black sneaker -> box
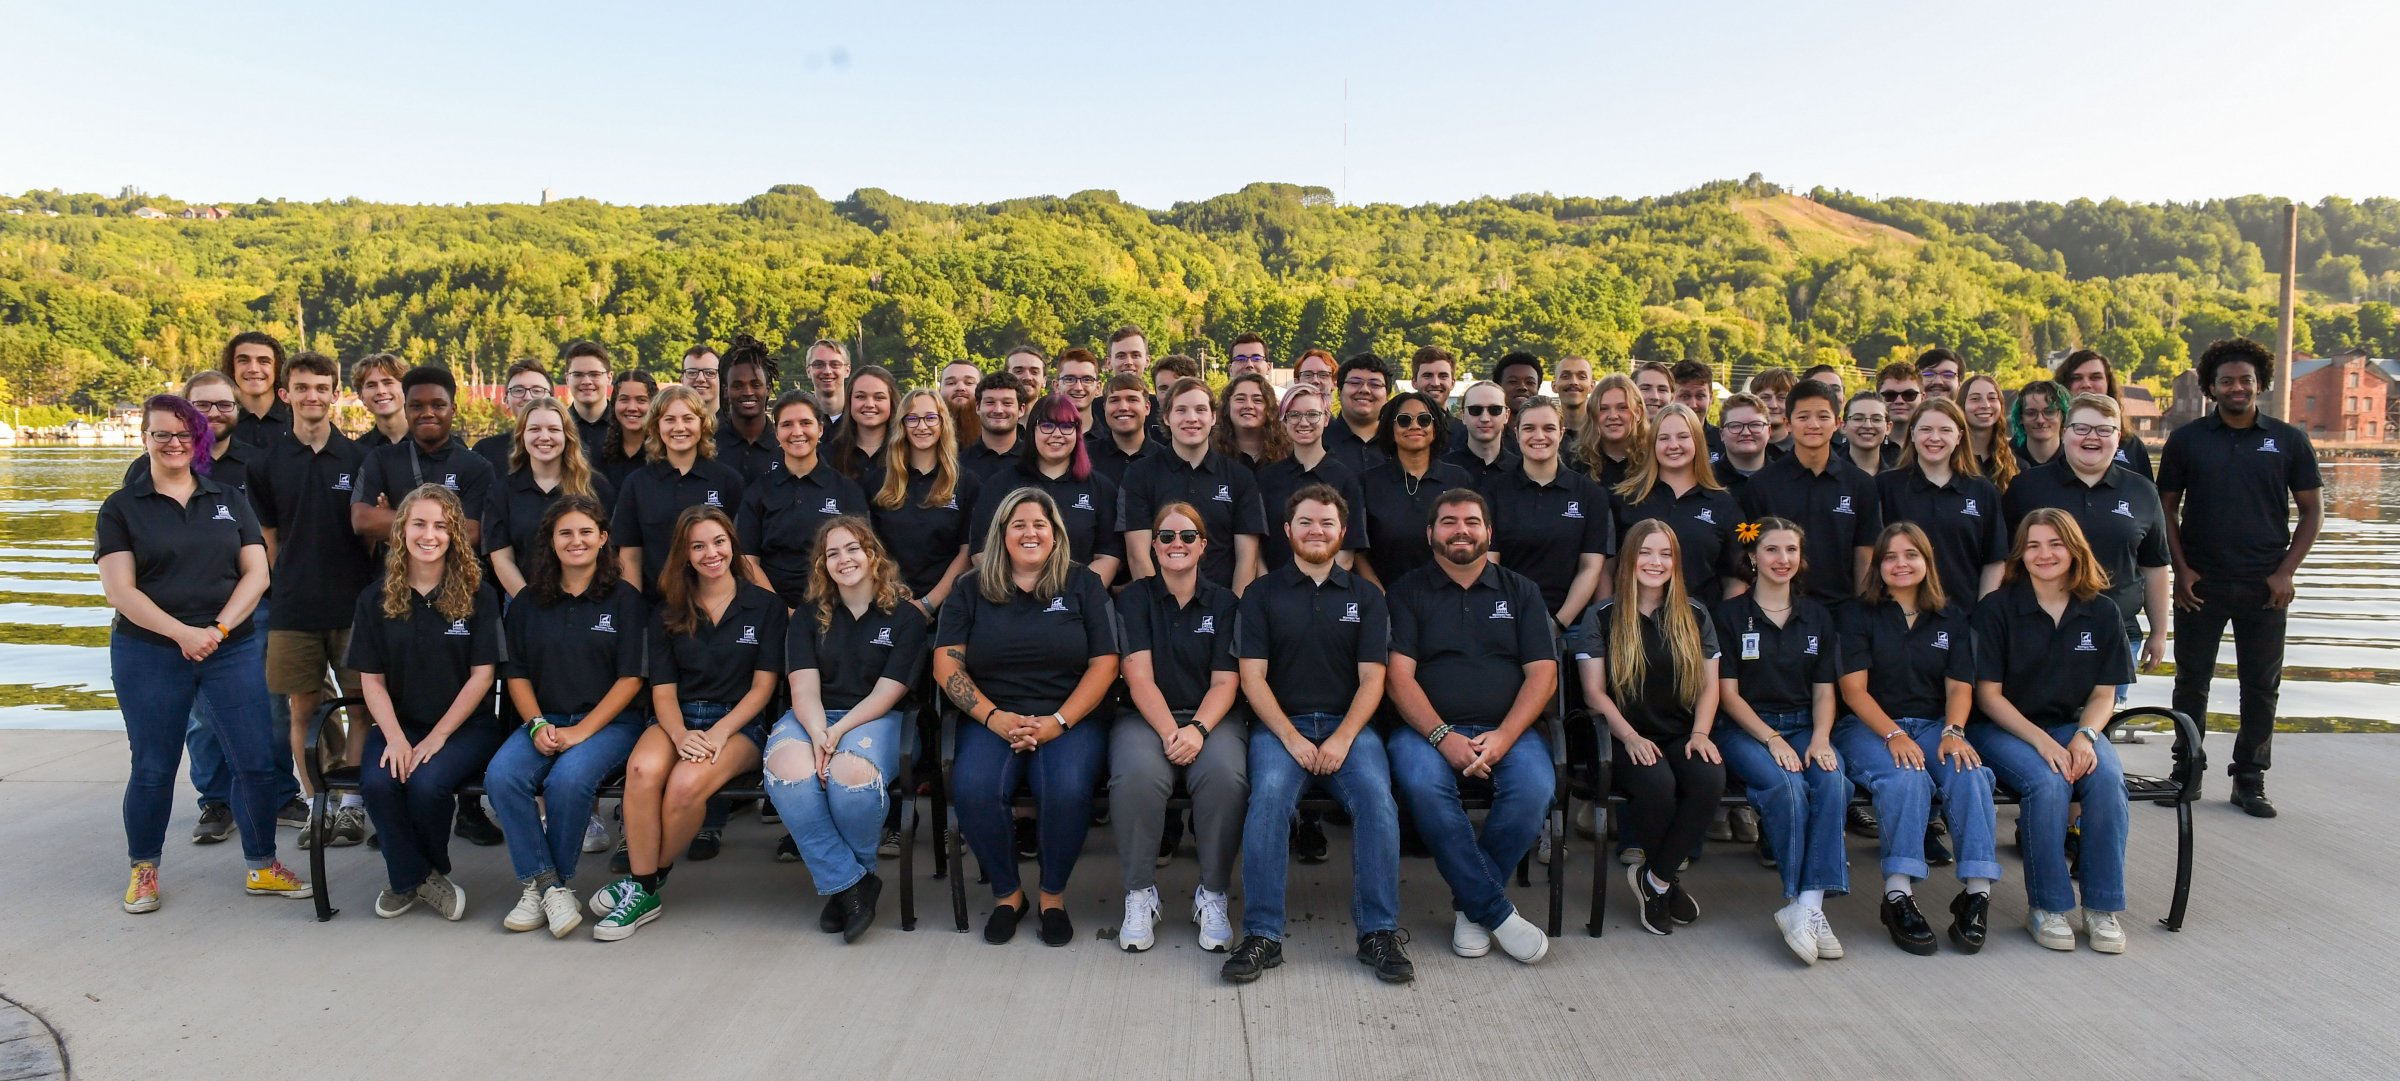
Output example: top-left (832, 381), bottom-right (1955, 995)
top-left (1038, 906), bottom-right (1074, 947)
top-left (1221, 935), bottom-right (1283, 983)
top-left (759, 802), bottom-right (781, 825)
top-left (1157, 810), bottom-right (1185, 867)
top-left (1947, 890), bottom-right (1988, 953)
top-left (608, 838), bottom-right (631, 875)
top-left (454, 801), bottom-right (504, 846)
top-left (820, 890), bottom-right (846, 934)
top-left (191, 803), bottom-right (234, 845)
top-left (1924, 824), bottom-right (1954, 868)
top-left (1014, 817), bottom-right (1040, 860)
top-left (2231, 774), bottom-right (2277, 818)
top-left (776, 835), bottom-right (801, 863)
top-left (1667, 882), bottom-right (1700, 925)
top-left (984, 901), bottom-right (1025, 945)
top-left (1356, 929), bottom-right (1414, 983)
top-left (1628, 865), bottom-right (1673, 936)
top-left (687, 829), bottom-right (723, 862)
top-left (1881, 892), bottom-right (1938, 955)
top-left (1293, 816), bottom-right (1330, 865)
top-left (841, 873), bottom-right (881, 943)
top-left (1847, 805), bottom-right (1880, 838)
top-left (275, 798), bottom-right (310, 829)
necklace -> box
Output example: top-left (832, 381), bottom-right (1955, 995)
top-left (1401, 469), bottom-right (1423, 496)
top-left (1757, 601), bottom-right (1791, 613)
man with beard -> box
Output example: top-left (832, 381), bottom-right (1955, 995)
top-left (560, 341), bottom-right (615, 461)
top-left (1054, 349), bottom-right (1104, 437)
top-left (940, 359), bottom-right (984, 434)
top-left (223, 332), bottom-right (293, 449)
top-left (1005, 346), bottom-right (1049, 401)
top-left (1443, 381), bottom-right (1520, 488)
top-left (1087, 372), bottom-right (1162, 488)
top-left (1553, 355), bottom-right (1596, 448)
top-left (960, 371), bottom-right (1027, 483)
top-left (2158, 337), bottom-right (2323, 818)
top-left (804, 338), bottom-right (851, 424)
top-left (716, 340), bottom-right (780, 483)
top-left (1384, 487), bottom-right (1557, 964)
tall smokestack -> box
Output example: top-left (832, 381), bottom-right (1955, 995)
top-left (2273, 202), bottom-right (2298, 419)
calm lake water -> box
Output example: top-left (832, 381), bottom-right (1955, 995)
top-left (2, 447), bottom-right (2394, 731)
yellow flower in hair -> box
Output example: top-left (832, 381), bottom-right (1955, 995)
top-left (1735, 521), bottom-right (1762, 545)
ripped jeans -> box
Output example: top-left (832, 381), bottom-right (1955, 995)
top-left (765, 709), bottom-right (902, 896)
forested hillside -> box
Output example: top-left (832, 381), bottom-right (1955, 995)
top-left (4, 177), bottom-right (2397, 413)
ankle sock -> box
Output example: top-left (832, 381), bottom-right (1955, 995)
top-left (1644, 870), bottom-right (1672, 894)
top-left (1965, 878), bottom-right (1994, 896)
top-left (633, 871), bottom-right (661, 892)
top-left (339, 793), bottom-right (364, 810)
top-left (528, 869), bottom-right (560, 892)
top-left (1884, 874), bottom-right (1912, 897)
top-left (1798, 889), bottom-right (1826, 912)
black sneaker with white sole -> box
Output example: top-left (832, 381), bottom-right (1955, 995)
top-left (1629, 865), bottom-right (1673, 935)
top-left (1356, 930), bottom-right (1414, 983)
top-left (1221, 936), bottom-right (1283, 983)
top-left (191, 803), bottom-right (233, 844)
top-left (275, 798), bottom-right (310, 829)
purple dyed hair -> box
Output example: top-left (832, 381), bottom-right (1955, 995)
top-left (144, 394), bottom-right (214, 475)
top-left (1026, 392), bottom-right (1091, 481)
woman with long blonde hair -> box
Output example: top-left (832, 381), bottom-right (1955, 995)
top-left (1614, 402), bottom-right (1745, 604)
top-left (873, 387), bottom-right (978, 611)
top-left (1878, 397), bottom-right (2007, 609)
top-left (488, 397), bottom-right (613, 597)
top-left (1574, 518), bottom-right (1724, 936)
top-left (348, 484), bottom-right (505, 922)
top-left (1578, 374), bottom-right (1649, 487)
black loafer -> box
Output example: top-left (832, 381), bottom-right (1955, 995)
top-left (1924, 826), bottom-right (1954, 868)
top-left (454, 802), bottom-right (504, 846)
top-left (1948, 890), bottom-right (1988, 953)
top-left (984, 900), bottom-right (1024, 945)
top-left (1038, 906), bottom-right (1074, 946)
top-left (841, 873), bottom-right (881, 943)
top-left (1881, 892), bottom-right (1938, 956)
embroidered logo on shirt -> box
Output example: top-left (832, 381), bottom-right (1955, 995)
top-left (1931, 631), bottom-right (1950, 650)
top-left (1073, 494), bottom-right (1093, 511)
top-left (1491, 600), bottom-right (1513, 620)
top-left (1695, 507), bottom-right (1716, 524)
top-left (211, 504), bottom-right (235, 521)
top-left (1043, 597), bottom-right (1069, 613)
top-left (2075, 631), bottom-right (2097, 652)
top-left (736, 625), bottom-right (758, 645)
top-left (1960, 498), bottom-right (1981, 518)
top-left (818, 498), bottom-right (840, 515)
top-left (1339, 602), bottom-right (1361, 623)
top-left (445, 619), bottom-right (471, 636)
top-left (332, 472), bottom-right (353, 492)
top-left (1563, 501), bottom-right (1584, 520)
top-left (2257, 438), bottom-right (2280, 454)
top-left (1212, 484), bottom-right (1233, 503)
top-left (1196, 615), bottom-right (1217, 635)
top-left (870, 626), bottom-right (893, 647)
top-left (942, 496), bottom-right (958, 510)
top-left (2114, 449), bottom-right (2132, 463)
top-left (591, 614), bottom-right (616, 633)
top-left (705, 490), bottom-right (723, 507)
top-left (1832, 495), bottom-right (1855, 515)
top-left (1804, 635), bottom-right (1820, 655)
top-left (2112, 500), bottom-right (2136, 518)
top-left (443, 473), bottom-right (458, 490)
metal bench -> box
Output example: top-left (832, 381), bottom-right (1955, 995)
top-left (1583, 705), bottom-right (2205, 936)
top-left (298, 696), bottom-right (924, 930)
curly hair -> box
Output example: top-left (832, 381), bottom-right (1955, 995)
top-left (1212, 371), bottom-right (1292, 465)
top-left (602, 370), bottom-right (657, 462)
top-left (657, 505), bottom-right (744, 638)
top-left (526, 493), bottom-right (621, 605)
top-left (642, 384), bottom-right (718, 462)
top-left (379, 485), bottom-right (482, 623)
top-left (1368, 390), bottom-right (1452, 459)
top-left (805, 515), bottom-right (910, 633)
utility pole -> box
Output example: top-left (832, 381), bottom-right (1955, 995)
top-left (2273, 202), bottom-right (2298, 420)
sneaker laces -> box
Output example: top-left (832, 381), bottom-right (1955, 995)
top-left (1196, 891), bottom-right (1229, 933)
top-left (132, 863), bottom-right (158, 895)
top-left (2086, 910), bottom-right (2121, 935)
top-left (1808, 908), bottom-right (1834, 937)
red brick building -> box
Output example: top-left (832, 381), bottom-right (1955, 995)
top-left (2290, 353), bottom-right (2387, 443)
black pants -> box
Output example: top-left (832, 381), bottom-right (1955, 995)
top-left (1612, 736), bottom-right (1725, 883)
top-left (2170, 576), bottom-right (2285, 775)
top-left (360, 724), bottom-right (505, 894)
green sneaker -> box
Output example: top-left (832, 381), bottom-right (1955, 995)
top-left (592, 885), bottom-right (660, 942)
top-left (588, 877), bottom-right (640, 918)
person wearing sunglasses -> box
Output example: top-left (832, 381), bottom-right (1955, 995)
top-left (1120, 379), bottom-right (1266, 592)
top-left (1256, 384), bottom-right (1365, 572)
top-left (1352, 391), bottom-right (1472, 588)
top-left (1444, 381), bottom-right (1521, 487)
top-left (971, 393), bottom-right (1124, 585)
top-left (1875, 361), bottom-right (1925, 429)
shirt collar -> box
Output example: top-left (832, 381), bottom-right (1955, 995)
top-left (1278, 560), bottom-right (1353, 590)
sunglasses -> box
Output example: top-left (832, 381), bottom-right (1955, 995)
top-left (1390, 412), bottom-right (1438, 429)
top-left (1880, 389), bottom-right (1920, 403)
top-left (1155, 529), bottom-right (1203, 545)
top-left (1463, 404), bottom-right (1506, 418)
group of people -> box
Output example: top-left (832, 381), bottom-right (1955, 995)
top-left (99, 325), bottom-right (2318, 981)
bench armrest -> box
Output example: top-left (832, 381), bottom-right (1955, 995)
top-left (301, 695), bottom-right (366, 794)
top-left (2106, 705), bottom-right (2205, 803)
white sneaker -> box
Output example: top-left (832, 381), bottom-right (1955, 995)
top-left (1193, 887), bottom-right (1233, 952)
top-left (1618, 846), bottom-right (1646, 866)
top-left (415, 871), bottom-right (466, 921)
top-left (1772, 902), bottom-right (1819, 965)
top-left (581, 814), bottom-right (611, 854)
top-left (1574, 800), bottom-right (1598, 839)
top-left (1119, 887), bottom-right (1160, 952)
top-left (2028, 908), bottom-right (2075, 951)
top-left (1808, 908), bottom-right (1844, 960)
top-left (2083, 909), bottom-right (2127, 954)
top-left (541, 885), bottom-right (583, 939)
top-left (1452, 911), bottom-right (1493, 958)
top-left (1535, 821), bottom-right (1555, 866)
top-left (374, 888), bottom-right (417, 919)
top-left (1491, 912), bottom-right (1549, 964)
top-left (503, 884), bottom-right (546, 932)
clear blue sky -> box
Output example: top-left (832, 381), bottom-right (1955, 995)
top-left (7, 0), bottom-right (2392, 209)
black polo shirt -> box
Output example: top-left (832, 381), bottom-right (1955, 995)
top-left (2000, 460), bottom-right (2170, 625)
top-left (1486, 465), bottom-right (1617, 615)
top-left (1232, 562), bottom-right (1389, 718)
top-left (1830, 433), bottom-right (1902, 472)
top-left (571, 408), bottom-right (613, 466)
top-left (1355, 459), bottom-right (1475, 583)
top-left (596, 441), bottom-right (646, 493)
top-left (1444, 442), bottom-right (1522, 490)
top-left (959, 438), bottom-right (1023, 485)
top-left (1252, 454), bottom-right (1366, 569)
top-left (649, 582), bottom-right (789, 706)
top-left (471, 432), bottom-right (514, 478)
top-left (1573, 598), bottom-right (1720, 740)
top-left (1875, 467), bottom-right (2007, 610)
top-left (715, 414), bottom-right (781, 484)
top-left (124, 437), bottom-right (261, 497)
top-left (1737, 452), bottom-right (1883, 605)
top-left (1085, 432), bottom-right (1163, 489)
top-left (1115, 575), bottom-right (1240, 712)
top-left (231, 400), bottom-right (292, 450)
top-left (501, 579), bottom-right (650, 718)
top-left (1388, 562), bottom-right (1555, 729)
top-left (356, 426), bottom-right (396, 451)
top-left (873, 468), bottom-right (983, 597)
top-left (250, 430), bottom-right (377, 631)
top-left (933, 566), bottom-right (1118, 716)
top-left (1116, 448), bottom-right (1267, 588)
top-left (611, 457), bottom-right (748, 592)
top-left (1970, 582), bottom-right (2133, 729)
top-left (1712, 593), bottom-right (1838, 715)
top-left (353, 437), bottom-right (496, 537)
top-left (1613, 479), bottom-right (1745, 604)
top-left (787, 594), bottom-right (930, 712)
top-left (970, 464), bottom-right (1124, 568)
top-left (831, 435), bottom-right (889, 491)
top-left (735, 460), bottom-right (870, 606)
top-left (1587, 449), bottom-right (1632, 489)
top-left (2116, 430), bottom-right (2153, 480)
top-left (2011, 439), bottom-right (2061, 471)
top-left (95, 470), bottom-right (264, 648)
top-left (2157, 410), bottom-right (2322, 580)
top-left (1320, 425), bottom-right (1386, 477)
top-left (482, 468), bottom-right (617, 563)
top-left (344, 579), bottom-right (504, 732)
top-left (1837, 600), bottom-right (1973, 722)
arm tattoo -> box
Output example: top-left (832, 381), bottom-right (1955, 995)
top-left (941, 647), bottom-right (981, 714)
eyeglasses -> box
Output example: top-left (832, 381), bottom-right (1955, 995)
top-left (901, 413), bottom-right (943, 427)
top-left (1056, 374), bottom-right (1100, 387)
top-left (566, 370), bottom-right (609, 381)
top-left (148, 430), bottom-right (197, 443)
top-left (1035, 420), bottom-right (1077, 434)
top-left (188, 400), bottom-right (238, 414)
top-left (504, 386), bottom-right (551, 400)
top-left (2024, 406), bottom-right (2062, 418)
top-left (1295, 370), bottom-right (1333, 383)
top-left (2067, 423), bottom-right (2120, 438)
top-left (1463, 404), bottom-right (1506, 418)
top-left (807, 359), bottom-right (845, 370)
top-left (1231, 354), bottom-right (1267, 364)
top-left (1155, 529), bottom-right (1203, 545)
top-left (1879, 389), bottom-right (1921, 403)
top-left (680, 366), bottom-right (719, 379)
top-left (1282, 410), bottom-right (1325, 425)
top-left (1843, 413), bottom-right (1884, 424)
top-left (1722, 421), bottom-right (1770, 434)
top-left (1341, 379), bottom-right (1385, 394)
top-left (1391, 413), bottom-right (1438, 429)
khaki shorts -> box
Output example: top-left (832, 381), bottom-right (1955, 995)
top-left (265, 628), bottom-right (362, 698)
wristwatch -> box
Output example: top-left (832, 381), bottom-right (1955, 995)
top-left (2077, 726), bottom-right (2104, 745)
top-left (1941, 724), bottom-right (1967, 740)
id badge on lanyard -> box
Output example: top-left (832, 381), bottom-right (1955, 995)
top-left (1740, 632), bottom-right (1761, 661)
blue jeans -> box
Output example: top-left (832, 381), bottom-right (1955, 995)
top-left (953, 710), bottom-right (1108, 900)
top-left (765, 709), bottom-right (902, 896)
top-left (112, 631), bottom-right (283, 867)
top-left (359, 723), bottom-right (505, 893)
top-left (1968, 722), bottom-right (2129, 912)
top-left (1389, 724), bottom-right (1552, 929)
top-left (484, 713), bottom-right (641, 884)
top-left (1240, 712), bottom-right (1400, 941)
top-left (1830, 715), bottom-right (2003, 883)
top-left (2116, 629), bottom-right (2143, 706)
top-left (1718, 710), bottom-right (1852, 899)
top-left (187, 604), bottom-right (300, 810)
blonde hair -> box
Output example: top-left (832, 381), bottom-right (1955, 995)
top-left (805, 516), bottom-right (910, 633)
top-left (1578, 374), bottom-right (1650, 476)
top-left (379, 485), bottom-right (482, 623)
top-left (507, 398), bottom-right (599, 499)
top-left (877, 388), bottom-right (961, 511)
top-left (1605, 519), bottom-right (1707, 708)
top-left (1960, 373), bottom-right (2018, 489)
top-left (2003, 508), bottom-right (2111, 602)
top-left (975, 487), bottom-right (1077, 604)
top-left (1614, 403), bottom-right (1722, 503)
top-left (1896, 397), bottom-right (1982, 479)
top-left (641, 384), bottom-right (718, 462)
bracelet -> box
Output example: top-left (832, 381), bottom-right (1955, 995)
top-left (527, 718), bottom-right (552, 734)
top-left (1051, 712), bottom-right (1068, 730)
top-left (212, 621), bottom-right (231, 639)
top-left (2077, 726), bottom-right (2103, 745)
top-left (1942, 724), bottom-right (1967, 740)
top-left (1880, 728), bottom-right (1905, 742)
top-left (1426, 723), bottom-right (1456, 746)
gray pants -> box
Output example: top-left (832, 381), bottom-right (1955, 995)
top-left (1108, 710), bottom-right (1249, 894)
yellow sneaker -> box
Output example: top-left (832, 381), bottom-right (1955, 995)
top-left (123, 862), bottom-right (160, 913)
top-left (245, 860), bottom-right (314, 899)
